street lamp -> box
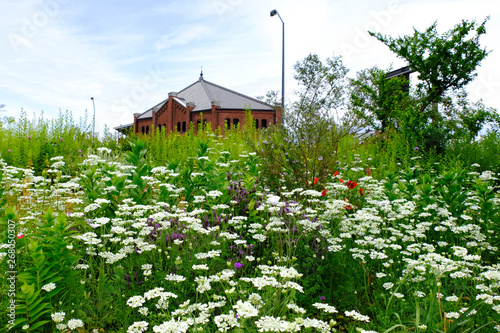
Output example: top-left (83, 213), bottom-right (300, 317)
top-left (90, 97), bottom-right (96, 138)
top-left (270, 9), bottom-right (284, 122)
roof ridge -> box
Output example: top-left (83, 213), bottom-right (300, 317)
top-left (203, 79), bottom-right (273, 108)
top-left (200, 79), bottom-right (215, 102)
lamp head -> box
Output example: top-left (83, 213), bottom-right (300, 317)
top-left (91, 97), bottom-right (94, 100)
top-left (270, 9), bottom-right (277, 17)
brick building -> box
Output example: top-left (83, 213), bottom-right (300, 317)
top-left (115, 73), bottom-right (281, 135)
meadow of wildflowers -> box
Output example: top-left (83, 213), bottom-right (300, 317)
top-left (1, 133), bottom-right (499, 333)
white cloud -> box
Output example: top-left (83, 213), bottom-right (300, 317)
top-left (154, 25), bottom-right (212, 51)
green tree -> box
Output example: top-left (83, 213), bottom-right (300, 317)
top-left (349, 66), bottom-right (413, 131)
top-left (369, 18), bottom-right (489, 114)
top-left (365, 18), bottom-right (495, 152)
top-left (255, 54), bottom-right (360, 189)
top-left (256, 90), bottom-right (280, 107)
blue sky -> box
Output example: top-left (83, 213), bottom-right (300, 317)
top-left (1, 0), bottom-right (499, 134)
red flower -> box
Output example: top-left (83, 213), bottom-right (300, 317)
top-left (359, 188), bottom-right (364, 195)
top-left (366, 167), bottom-right (372, 176)
top-left (339, 179), bottom-right (343, 183)
top-left (344, 205), bottom-right (352, 210)
top-left (313, 177), bottom-right (319, 185)
top-left (17, 233), bottom-right (25, 239)
top-left (346, 180), bottom-right (358, 189)
top-left (322, 189), bottom-right (328, 196)
top-left (334, 171), bottom-right (339, 177)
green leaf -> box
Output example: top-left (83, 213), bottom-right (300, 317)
top-left (30, 306), bottom-right (52, 323)
top-left (29, 319), bottom-right (52, 331)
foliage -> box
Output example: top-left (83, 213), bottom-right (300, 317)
top-left (369, 18), bottom-right (490, 113)
top-left (349, 66), bottom-right (413, 132)
top-left (0, 125), bottom-right (499, 332)
top-left (255, 54), bottom-right (362, 189)
top-left (364, 18), bottom-right (497, 154)
top-left (0, 109), bottom-right (114, 176)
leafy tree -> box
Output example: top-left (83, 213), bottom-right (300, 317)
top-left (255, 54), bottom-right (360, 189)
top-left (349, 66), bottom-right (412, 131)
top-left (369, 18), bottom-right (490, 114)
top-left (256, 90), bottom-right (280, 107)
top-left (440, 89), bottom-right (500, 140)
top-left (363, 18), bottom-right (496, 152)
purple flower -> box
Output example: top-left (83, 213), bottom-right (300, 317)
top-left (60, 137), bottom-right (63, 141)
top-left (234, 262), bottom-right (243, 270)
top-left (414, 147), bottom-right (419, 151)
top-left (28, 136), bottom-right (32, 140)
top-left (320, 296), bottom-right (325, 301)
top-left (78, 150), bottom-right (82, 153)
top-left (8, 149), bottom-right (11, 152)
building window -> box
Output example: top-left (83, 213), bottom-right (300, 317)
top-left (177, 122), bottom-right (181, 132)
top-left (254, 119), bottom-right (259, 129)
top-left (225, 118), bottom-right (230, 129)
top-left (233, 118), bottom-right (239, 128)
top-left (261, 119), bottom-right (267, 128)
top-left (146, 125), bottom-right (149, 134)
top-left (182, 121), bottom-right (186, 132)
top-left (141, 126), bottom-right (145, 134)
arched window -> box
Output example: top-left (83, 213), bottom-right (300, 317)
top-left (177, 122), bottom-right (181, 132)
top-left (254, 119), bottom-right (259, 129)
top-left (261, 119), bottom-right (267, 128)
top-left (146, 125), bottom-right (149, 134)
top-left (141, 126), bottom-right (145, 134)
top-left (182, 121), bottom-right (186, 132)
top-left (233, 118), bottom-right (239, 128)
top-left (225, 118), bottom-right (231, 129)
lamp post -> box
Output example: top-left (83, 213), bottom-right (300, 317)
top-left (270, 9), bottom-right (284, 122)
top-left (90, 97), bottom-right (96, 138)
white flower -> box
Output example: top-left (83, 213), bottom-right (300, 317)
top-left (214, 311), bottom-right (240, 331)
top-left (67, 318), bottom-right (84, 330)
top-left (127, 295), bottom-right (146, 308)
top-left (383, 282), bottom-right (394, 290)
top-left (207, 190), bottom-right (223, 198)
top-left (56, 323), bottom-right (67, 330)
top-left (165, 274), bottom-right (186, 283)
top-left (41, 283), bottom-right (56, 292)
top-left (128, 321), bottom-right (149, 333)
top-left (51, 312), bottom-right (66, 323)
top-left (267, 195), bottom-right (281, 205)
top-left (345, 310), bottom-right (370, 322)
top-left (153, 318), bottom-right (190, 333)
top-left (313, 302), bottom-right (338, 313)
top-left (232, 300), bottom-right (259, 318)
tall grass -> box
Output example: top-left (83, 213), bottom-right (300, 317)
top-left (0, 110), bottom-right (116, 176)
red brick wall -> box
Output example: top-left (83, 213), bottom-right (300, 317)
top-left (135, 105), bottom-right (281, 135)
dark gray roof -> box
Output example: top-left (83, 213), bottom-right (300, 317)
top-left (136, 77), bottom-right (274, 119)
top-left (178, 77), bottom-right (273, 112)
top-left (138, 100), bottom-right (167, 119)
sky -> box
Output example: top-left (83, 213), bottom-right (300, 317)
top-left (1, 0), bottom-right (499, 135)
